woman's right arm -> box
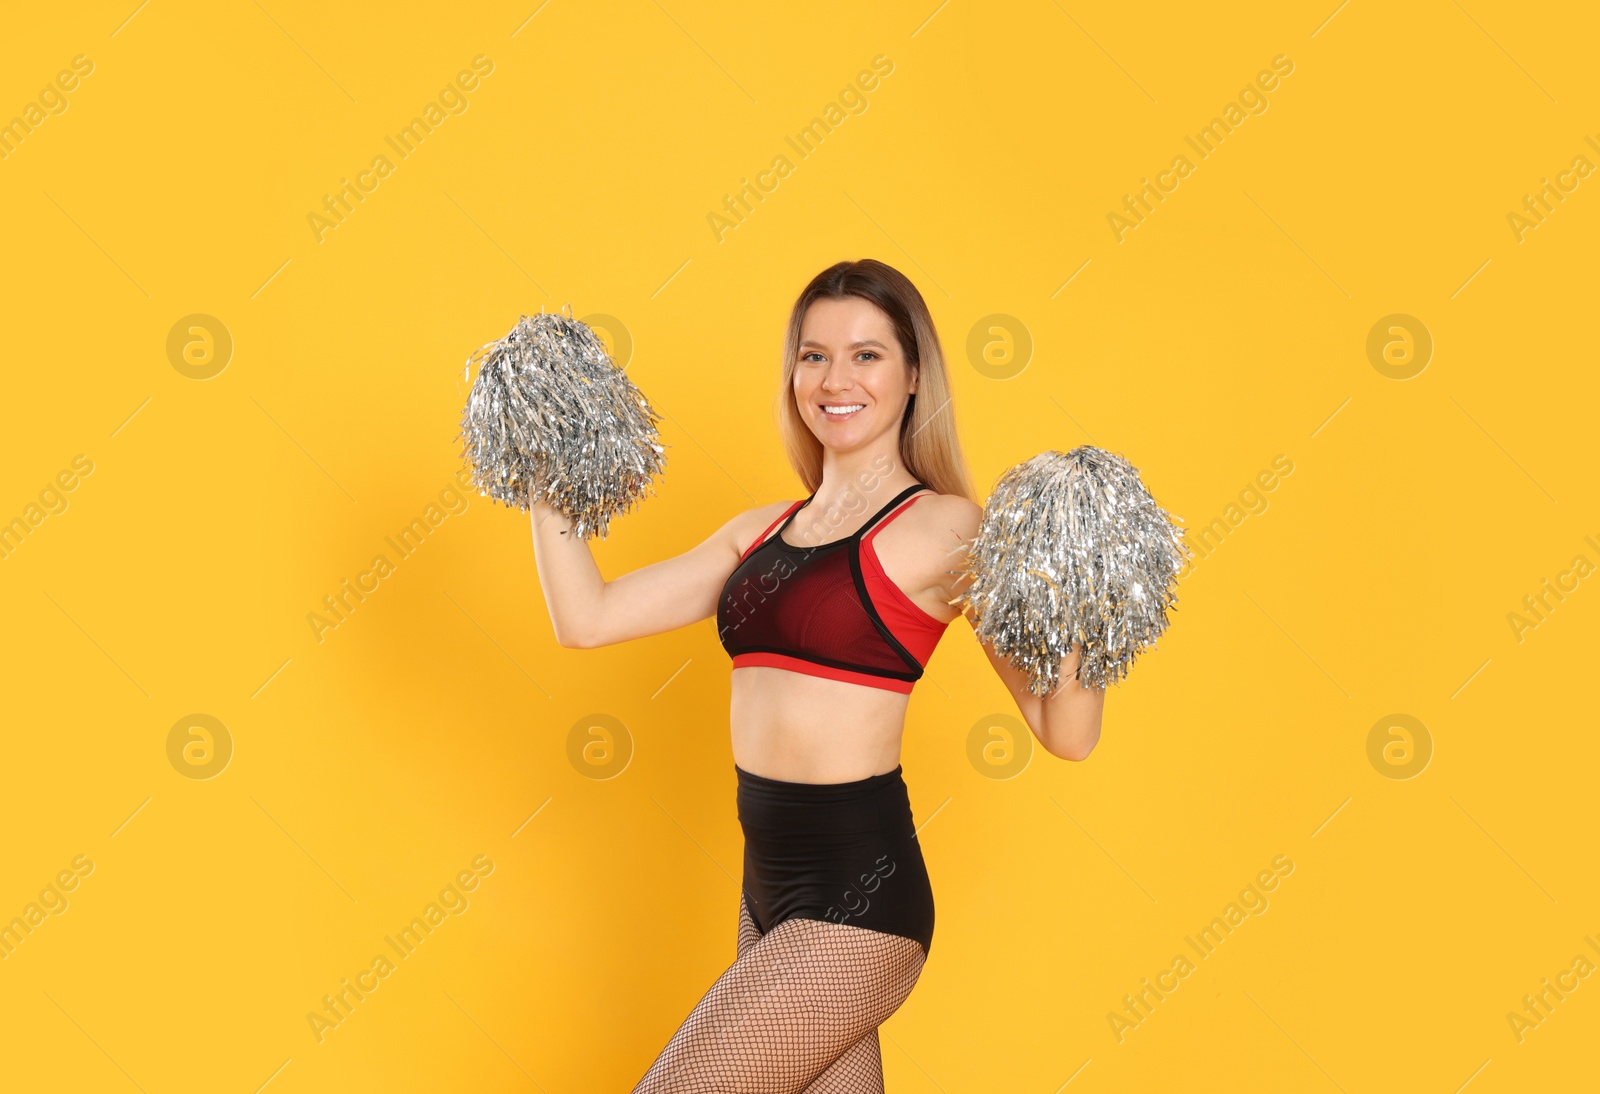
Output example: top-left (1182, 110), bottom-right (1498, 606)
top-left (530, 497), bottom-right (787, 649)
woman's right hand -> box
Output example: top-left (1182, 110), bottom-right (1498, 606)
top-left (529, 498), bottom-right (792, 650)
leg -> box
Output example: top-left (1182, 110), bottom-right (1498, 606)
top-left (741, 893), bottom-right (887, 1092)
top-left (799, 1028), bottom-right (884, 1094)
top-left (632, 914), bottom-right (926, 1093)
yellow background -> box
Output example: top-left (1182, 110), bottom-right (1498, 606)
top-left (2, 1), bottom-right (1597, 1090)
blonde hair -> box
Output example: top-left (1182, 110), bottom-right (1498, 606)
top-left (774, 259), bottom-right (975, 501)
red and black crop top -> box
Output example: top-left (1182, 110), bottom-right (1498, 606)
top-left (717, 482), bottom-right (953, 694)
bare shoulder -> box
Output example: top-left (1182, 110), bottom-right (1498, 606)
top-left (910, 491), bottom-right (983, 544)
top-left (885, 491), bottom-right (982, 622)
top-left (897, 490), bottom-right (983, 575)
top-left (725, 497), bottom-right (798, 559)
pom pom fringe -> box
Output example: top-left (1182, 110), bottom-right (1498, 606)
top-left (457, 307), bottom-right (667, 540)
top-left (956, 446), bottom-right (1191, 695)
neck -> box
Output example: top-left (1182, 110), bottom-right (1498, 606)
top-left (800, 441), bottom-right (919, 542)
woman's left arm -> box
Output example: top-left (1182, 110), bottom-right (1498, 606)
top-left (975, 636), bottom-right (1105, 761)
top-left (935, 495), bottom-right (1106, 762)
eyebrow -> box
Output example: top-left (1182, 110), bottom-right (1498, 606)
top-left (798, 339), bottom-right (889, 350)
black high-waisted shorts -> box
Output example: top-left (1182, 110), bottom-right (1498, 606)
top-left (736, 763), bottom-right (935, 957)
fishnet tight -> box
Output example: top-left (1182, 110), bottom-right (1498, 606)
top-left (631, 893), bottom-right (926, 1092)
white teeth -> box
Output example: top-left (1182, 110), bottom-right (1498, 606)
top-left (822, 404), bottom-right (864, 414)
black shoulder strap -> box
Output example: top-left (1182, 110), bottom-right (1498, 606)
top-left (777, 490), bottom-right (818, 535)
top-left (851, 482), bottom-right (931, 541)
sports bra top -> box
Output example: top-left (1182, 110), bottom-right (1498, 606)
top-left (717, 482), bottom-right (953, 694)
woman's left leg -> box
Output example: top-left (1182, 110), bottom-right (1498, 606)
top-left (630, 911), bottom-right (925, 1093)
top-left (799, 1027), bottom-right (884, 1094)
top-left (737, 893), bottom-right (892, 1093)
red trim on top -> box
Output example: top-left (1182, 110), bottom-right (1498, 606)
top-left (859, 541), bottom-right (946, 629)
top-left (731, 651), bottom-right (914, 694)
top-left (739, 500), bottom-right (805, 562)
top-left (859, 492), bottom-right (946, 628)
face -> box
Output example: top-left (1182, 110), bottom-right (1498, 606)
top-left (793, 296), bottom-right (918, 450)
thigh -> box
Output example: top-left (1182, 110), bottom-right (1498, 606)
top-left (633, 916), bottom-right (925, 1094)
top-left (801, 1027), bottom-right (883, 1094)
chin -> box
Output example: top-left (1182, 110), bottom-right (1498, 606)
top-left (812, 418), bottom-right (865, 440)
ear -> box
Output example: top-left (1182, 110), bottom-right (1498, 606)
top-left (909, 365), bottom-right (919, 394)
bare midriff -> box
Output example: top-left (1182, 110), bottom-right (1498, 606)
top-left (729, 666), bottom-right (913, 784)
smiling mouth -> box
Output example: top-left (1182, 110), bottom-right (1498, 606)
top-left (821, 404), bottom-right (865, 420)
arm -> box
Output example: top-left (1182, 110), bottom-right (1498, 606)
top-left (941, 496), bottom-right (1106, 761)
top-left (530, 498), bottom-right (783, 650)
top-left (976, 636), bottom-right (1105, 761)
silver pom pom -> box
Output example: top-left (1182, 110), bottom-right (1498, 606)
top-left (956, 446), bottom-right (1191, 695)
top-left (457, 306), bottom-right (667, 540)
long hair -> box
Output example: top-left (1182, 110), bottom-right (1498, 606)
top-left (775, 259), bottom-right (975, 501)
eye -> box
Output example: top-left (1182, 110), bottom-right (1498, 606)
top-left (800, 351), bottom-right (825, 363)
top-left (856, 351), bottom-right (880, 362)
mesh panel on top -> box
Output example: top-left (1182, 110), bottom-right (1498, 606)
top-left (718, 539), bottom-right (918, 681)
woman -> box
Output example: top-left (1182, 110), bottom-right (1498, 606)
top-left (530, 259), bottom-right (1105, 1091)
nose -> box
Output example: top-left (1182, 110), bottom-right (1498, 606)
top-left (820, 357), bottom-right (853, 393)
